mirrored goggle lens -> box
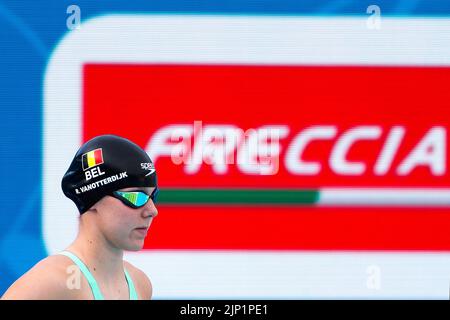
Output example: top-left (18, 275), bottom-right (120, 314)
top-left (114, 191), bottom-right (150, 208)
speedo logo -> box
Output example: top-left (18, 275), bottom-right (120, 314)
top-left (141, 162), bottom-right (156, 176)
top-left (141, 162), bottom-right (155, 170)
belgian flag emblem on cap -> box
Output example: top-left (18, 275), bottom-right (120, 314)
top-left (82, 148), bottom-right (104, 171)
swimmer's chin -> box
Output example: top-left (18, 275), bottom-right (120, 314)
top-left (123, 241), bottom-right (146, 251)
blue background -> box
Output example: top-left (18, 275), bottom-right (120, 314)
top-left (1, 0), bottom-right (449, 296)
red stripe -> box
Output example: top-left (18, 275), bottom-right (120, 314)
top-left (83, 64), bottom-right (450, 188)
top-left (143, 206), bottom-right (450, 251)
top-left (94, 149), bottom-right (103, 165)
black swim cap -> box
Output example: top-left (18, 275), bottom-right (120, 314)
top-left (61, 134), bottom-right (158, 214)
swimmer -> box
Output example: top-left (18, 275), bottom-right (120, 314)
top-left (1, 135), bottom-right (159, 300)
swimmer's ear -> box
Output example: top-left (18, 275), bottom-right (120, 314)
top-left (85, 203), bottom-right (99, 214)
top-left (88, 196), bottom-right (107, 213)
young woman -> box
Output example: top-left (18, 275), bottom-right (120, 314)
top-left (2, 135), bottom-right (159, 300)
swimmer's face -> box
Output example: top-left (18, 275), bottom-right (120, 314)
top-left (94, 186), bottom-right (158, 251)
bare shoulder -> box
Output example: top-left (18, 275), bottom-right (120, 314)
top-left (124, 261), bottom-right (153, 300)
top-left (1, 254), bottom-right (84, 300)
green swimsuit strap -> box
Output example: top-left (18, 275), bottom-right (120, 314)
top-left (59, 250), bottom-right (104, 300)
top-left (59, 251), bottom-right (139, 300)
top-left (124, 268), bottom-right (139, 300)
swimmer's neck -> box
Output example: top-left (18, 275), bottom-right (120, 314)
top-left (65, 220), bottom-right (125, 283)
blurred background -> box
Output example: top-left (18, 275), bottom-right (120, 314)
top-left (1, 0), bottom-right (450, 299)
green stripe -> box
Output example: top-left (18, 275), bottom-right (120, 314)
top-left (157, 189), bottom-right (319, 205)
